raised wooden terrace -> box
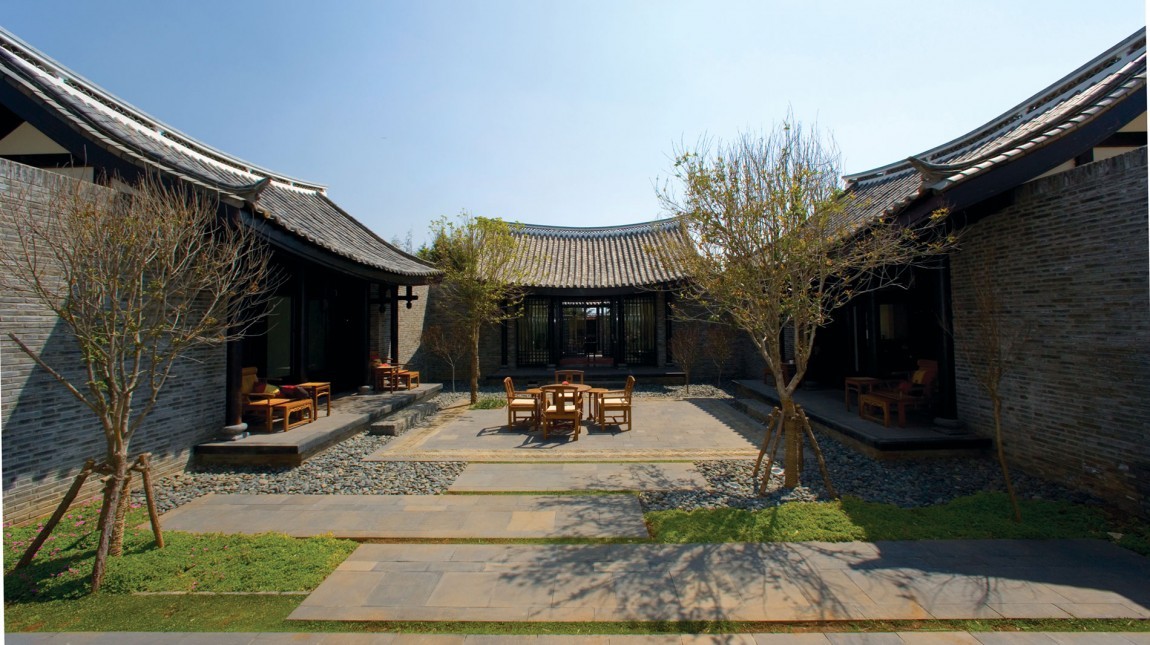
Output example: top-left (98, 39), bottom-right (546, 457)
top-left (195, 384), bottom-right (442, 467)
top-left (732, 379), bottom-right (991, 459)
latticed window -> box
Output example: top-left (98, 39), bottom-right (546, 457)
top-left (621, 295), bottom-right (656, 365)
top-left (516, 297), bottom-right (551, 366)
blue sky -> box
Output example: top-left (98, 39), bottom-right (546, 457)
top-left (3, 1), bottom-right (1145, 248)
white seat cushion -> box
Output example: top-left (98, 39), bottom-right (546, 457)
top-left (511, 398), bottom-right (536, 407)
top-left (602, 398), bottom-right (628, 406)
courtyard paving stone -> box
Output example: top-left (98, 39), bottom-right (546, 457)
top-left (158, 493), bottom-right (649, 539)
top-left (289, 540), bottom-right (1150, 623)
top-left (9, 633), bottom-right (1150, 643)
top-left (448, 462), bottom-right (709, 492)
top-left (366, 399), bottom-right (765, 462)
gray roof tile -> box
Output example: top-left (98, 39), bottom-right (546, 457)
top-left (509, 219), bottom-right (688, 290)
top-left (0, 28), bottom-right (436, 280)
top-left (844, 29), bottom-right (1146, 225)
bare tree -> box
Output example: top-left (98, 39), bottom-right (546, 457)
top-left (704, 324), bottom-right (737, 388)
top-left (1, 172), bottom-right (275, 592)
top-left (659, 118), bottom-right (953, 494)
top-left (422, 319), bottom-right (470, 393)
top-left (423, 212), bottom-right (525, 404)
top-left (668, 318), bottom-right (705, 394)
top-left (961, 267), bottom-right (1028, 522)
top-left (391, 228), bottom-right (414, 254)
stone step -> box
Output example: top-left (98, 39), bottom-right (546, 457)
top-left (732, 397), bottom-right (777, 425)
top-left (448, 462), bottom-right (708, 492)
top-left (159, 493), bottom-right (649, 540)
top-left (195, 384), bottom-right (443, 467)
top-left (370, 401), bottom-right (440, 436)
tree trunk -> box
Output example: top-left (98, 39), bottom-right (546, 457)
top-left (993, 397), bottom-right (1022, 522)
top-left (90, 453), bottom-right (128, 593)
top-left (109, 468), bottom-right (133, 556)
top-left (469, 327), bottom-right (480, 404)
top-left (781, 397), bottom-right (802, 489)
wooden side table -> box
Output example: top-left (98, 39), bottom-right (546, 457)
top-left (526, 388), bottom-right (544, 430)
top-left (397, 369), bottom-right (420, 390)
top-left (246, 397), bottom-right (291, 432)
top-left (273, 398), bottom-right (315, 432)
top-left (298, 381), bottom-right (331, 417)
top-left (586, 387), bottom-right (608, 424)
top-left (844, 376), bottom-right (880, 411)
top-left (858, 392), bottom-right (907, 428)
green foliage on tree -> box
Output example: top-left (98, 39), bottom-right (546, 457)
top-left (424, 212), bottom-right (526, 403)
top-left (659, 116), bottom-right (954, 492)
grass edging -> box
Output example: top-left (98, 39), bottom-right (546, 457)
top-left (5, 594), bottom-right (1149, 634)
top-left (6, 491), bottom-right (1149, 633)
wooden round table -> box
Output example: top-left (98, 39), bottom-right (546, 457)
top-left (586, 387), bottom-right (608, 424)
top-left (533, 383), bottom-right (592, 419)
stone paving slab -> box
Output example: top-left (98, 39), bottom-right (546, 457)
top-left (158, 493), bottom-right (648, 539)
top-left (290, 540), bottom-right (1150, 623)
top-left (13, 630), bottom-right (1150, 639)
top-left (367, 398), bottom-right (765, 462)
top-left (9, 633), bottom-right (1150, 644)
top-left (448, 463), bottom-right (709, 492)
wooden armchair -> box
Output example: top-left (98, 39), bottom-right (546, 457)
top-left (373, 361), bottom-right (420, 391)
top-left (875, 359), bottom-right (938, 412)
top-left (503, 377), bottom-right (538, 429)
top-left (540, 384), bottom-right (581, 440)
top-left (374, 363), bottom-right (401, 392)
top-left (598, 375), bottom-right (635, 431)
top-left (554, 369), bottom-right (584, 384)
top-left (240, 367), bottom-right (315, 432)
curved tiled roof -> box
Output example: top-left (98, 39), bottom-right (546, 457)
top-left (843, 28), bottom-right (1147, 225)
top-left (0, 28), bottom-right (436, 280)
top-left (509, 219), bottom-right (689, 290)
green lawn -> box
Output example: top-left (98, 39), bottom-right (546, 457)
top-left (5, 491), bottom-right (1148, 633)
top-left (647, 492), bottom-right (1149, 549)
top-left (4, 498), bottom-right (356, 602)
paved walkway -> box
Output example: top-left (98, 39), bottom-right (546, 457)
top-left (291, 540), bottom-right (1150, 623)
top-left (367, 399), bottom-right (765, 462)
top-left (158, 493), bottom-right (649, 539)
top-left (10, 632), bottom-right (1150, 643)
top-left (448, 463), bottom-right (709, 492)
top-left (130, 400), bottom-right (1150, 633)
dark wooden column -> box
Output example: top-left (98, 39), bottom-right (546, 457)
top-left (936, 258), bottom-right (959, 419)
top-left (548, 297), bottom-right (559, 366)
top-left (225, 335), bottom-right (243, 426)
top-left (296, 276), bottom-right (307, 382)
top-left (389, 284), bottom-right (400, 364)
top-left (500, 316), bottom-right (509, 367)
top-left (360, 281), bottom-right (371, 386)
top-left (866, 292), bottom-right (880, 373)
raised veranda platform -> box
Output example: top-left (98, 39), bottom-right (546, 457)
top-left (733, 379), bottom-right (991, 459)
top-left (194, 384), bottom-right (441, 467)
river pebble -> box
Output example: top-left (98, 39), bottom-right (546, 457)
top-left (135, 387), bottom-right (1097, 516)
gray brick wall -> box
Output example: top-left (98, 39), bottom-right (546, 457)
top-left (393, 284), bottom-right (498, 387)
top-left (950, 148), bottom-right (1149, 516)
top-left (1, 160), bottom-right (223, 526)
top-left (398, 285), bottom-right (431, 368)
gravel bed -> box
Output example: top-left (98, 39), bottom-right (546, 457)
top-left (135, 386), bottom-right (1097, 516)
top-left (639, 421), bottom-right (1101, 513)
top-left (132, 392), bottom-right (466, 514)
